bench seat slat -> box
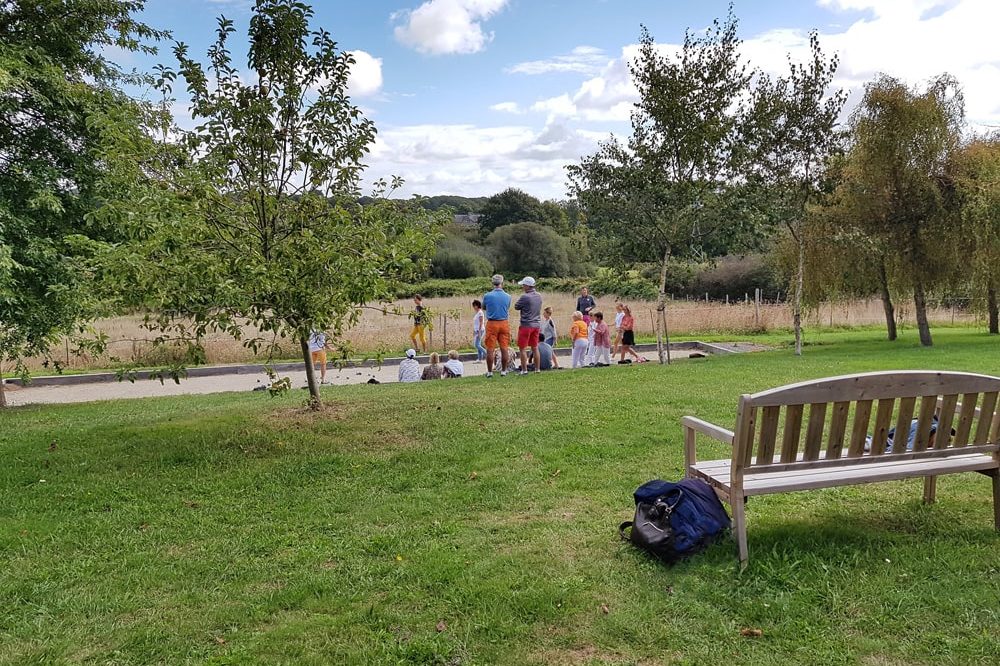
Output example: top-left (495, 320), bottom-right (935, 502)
top-left (691, 453), bottom-right (997, 496)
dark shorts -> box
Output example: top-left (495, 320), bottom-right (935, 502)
top-left (517, 326), bottom-right (540, 348)
top-left (622, 330), bottom-right (635, 346)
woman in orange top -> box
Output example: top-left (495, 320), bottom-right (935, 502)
top-left (569, 311), bottom-right (589, 368)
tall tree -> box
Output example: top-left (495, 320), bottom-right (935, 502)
top-left (953, 135), bottom-right (1000, 334)
top-left (840, 74), bottom-right (964, 346)
top-left (477, 187), bottom-right (567, 237)
top-left (568, 11), bottom-right (761, 363)
top-left (96, 0), bottom-right (444, 406)
top-left (746, 32), bottom-right (846, 355)
top-left (0, 0), bottom-right (164, 406)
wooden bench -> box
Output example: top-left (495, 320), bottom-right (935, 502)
top-left (682, 370), bottom-right (1000, 565)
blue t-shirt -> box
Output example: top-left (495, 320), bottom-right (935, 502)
top-left (483, 288), bottom-right (511, 321)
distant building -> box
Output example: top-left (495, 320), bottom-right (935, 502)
top-left (453, 212), bottom-right (482, 228)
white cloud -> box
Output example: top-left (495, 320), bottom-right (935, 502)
top-left (347, 51), bottom-right (383, 98)
top-left (506, 46), bottom-right (610, 76)
top-left (362, 122), bottom-right (604, 198)
top-left (393, 0), bottom-right (509, 55)
top-left (490, 101), bottom-right (524, 114)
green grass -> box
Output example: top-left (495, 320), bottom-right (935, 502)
top-left (2, 328), bottom-right (999, 665)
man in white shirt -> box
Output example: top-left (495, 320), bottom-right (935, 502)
top-left (398, 349), bottom-right (421, 383)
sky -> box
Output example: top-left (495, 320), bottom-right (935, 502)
top-left (122, 0), bottom-right (1000, 201)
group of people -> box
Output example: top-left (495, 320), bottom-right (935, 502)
top-left (398, 348), bottom-right (464, 382)
top-left (467, 276), bottom-right (647, 375)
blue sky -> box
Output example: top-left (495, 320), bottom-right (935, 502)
top-left (124, 0), bottom-right (1000, 200)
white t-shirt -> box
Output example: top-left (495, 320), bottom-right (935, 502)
top-left (308, 331), bottom-right (326, 352)
top-left (473, 310), bottom-right (485, 334)
top-left (443, 359), bottom-right (464, 377)
top-left (615, 311), bottom-right (625, 328)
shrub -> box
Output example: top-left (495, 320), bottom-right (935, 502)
top-left (430, 234), bottom-right (493, 279)
top-left (487, 222), bottom-right (571, 277)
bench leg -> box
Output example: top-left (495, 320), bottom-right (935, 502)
top-left (923, 476), bottom-right (937, 504)
top-left (992, 470), bottom-right (1000, 531)
top-left (731, 493), bottom-right (748, 568)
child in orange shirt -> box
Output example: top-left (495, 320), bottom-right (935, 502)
top-left (569, 311), bottom-right (589, 368)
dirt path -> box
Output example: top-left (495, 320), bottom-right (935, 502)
top-left (6, 350), bottom-right (678, 406)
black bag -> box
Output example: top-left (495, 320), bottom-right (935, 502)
top-left (619, 479), bottom-right (730, 562)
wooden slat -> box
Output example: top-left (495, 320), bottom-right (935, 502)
top-left (735, 443), bottom-right (1000, 474)
top-left (755, 406), bottom-right (781, 465)
top-left (991, 408), bottom-right (1000, 445)
top-left (803, 403), bottom-right (827, 461)
top-left (891, 396), bottom-right (916, 454)
top-left (731, 396), bottom-right (756, 476)
top-left (680, 416), bottom-right (734, 445)
top-left (913, 395), bottom-right (939, 452)
top-left (870, 398), bottom-right (894, 455)
top-left (826, 401), bottom-right (850, 459)
top-left (847, 399), bottom-right (873, 457)
top-left (954, 392), bottom-right (978, 447)
top-left (780, 404), bottom-right (804, 463)
top-left (973, 391), bottom-right (998, 445)
top-left (935, 394), bottom-right (959, 449)
top-left (749, 371), bottom-right (1000, 407)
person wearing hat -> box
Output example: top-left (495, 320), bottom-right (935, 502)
top-left (514, 276), bottom-right (543, 376)
top-left (398, 348), bottom-right (421, 383)
top-left (482, 274), bottom-right (512, 377)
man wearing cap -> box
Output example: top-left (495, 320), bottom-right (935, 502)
top-left (482, 274), bottom-right (512, 377)
top-left (398, 348), bottom-right (421, 383)
top-left (514, 276), bottom-right (543, 376)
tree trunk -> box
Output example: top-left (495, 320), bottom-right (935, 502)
top-left (913, 278), bottom-right (933, 347)
top-left (877, 260), bottom-right (897, 341)
top-left (793, 227), bottom-right (804, 356)
top-left (0, 366), bottom-right (6, 409)
top-left (987, 280), bottom-right (999, 335)
top-left (655, 247), bottom-right (672, 365)
top-left (299, 334), bottom-right (321, 408)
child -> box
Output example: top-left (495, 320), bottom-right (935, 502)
top-left (569, 311), bottom-right (589, 368)
top-left (409, 295), bottom-right (429, 353)
top-left (612, 303), bottom-right (624, 356)
top-left (541, 306), bottom-right (560, 369)
top-left (618, 304), bottom-right (646, 364)
top-left (585, 313), bottom-right (598, 366)
top-left (592, 311), bottom-right (611, 366)
top-left (471, 300), bottom-right (486, 362)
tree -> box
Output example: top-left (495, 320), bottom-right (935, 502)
top-left (0, 0), bottom-right (164, 406)
top-left (487, 222), bottom-right (571, 277)
top-left (953, 135), bottom-right (1000, 334)
top-left (839, 74), bottom-right (964, 346)
top-left (568, 11), bottom-right (762, 363)
top-left (746, 32), bottom-right (846, 355)
top-left (97, 0), bottom-right (445, 406)
top-left (477, 187), bottom-right (567, 237)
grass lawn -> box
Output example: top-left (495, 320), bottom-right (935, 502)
top-left (2, 328), bottom-right (999, 665)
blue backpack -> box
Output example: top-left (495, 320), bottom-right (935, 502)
top-left (619, 478), bottom-right (731, 562)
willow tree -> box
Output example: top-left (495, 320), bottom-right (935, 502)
top-left (568, 11), bottom-right (761, 364)
top-left (839, 74), bottom-right (964, 346)
top-left (953, 135), bottom-right (1000, 334)
top-left (96, 0), bottom-right (443, 406)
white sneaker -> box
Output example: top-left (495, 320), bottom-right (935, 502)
top-left (485, 371), bottom-right (493, 378)
top-left (500, 370), bottom-right (508, 377)
top-left (519, 370), bottom-right (528, 376)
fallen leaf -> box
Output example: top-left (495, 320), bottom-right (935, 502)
top-left (213, 636), bottom-right (227, 645)
top-left (435, 620), bottom-right (447, 632)
top-left (48, 440), bottom-right (58, 452)
top-left (469, 471), bottom-right (478, 480)
top-left (183, 500), bottom-right (200, 509)
top-left (600, 604), bottom-right (610, 615)
top-left (550, 469), bottom-right (561, 478)
top-left (395, 554), bottom-right (403, 562)
top-left (740, 628), bottom-right (763, 638)
top-left (665, 586), bottom-right (674, 595)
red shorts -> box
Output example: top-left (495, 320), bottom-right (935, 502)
top-left (517, 326), bottom-right (540, 349)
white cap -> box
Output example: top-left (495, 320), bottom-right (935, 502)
top-left (405, 348), bottom-right (416, 358)
top-left (518, 276), bottom-right (536, 287)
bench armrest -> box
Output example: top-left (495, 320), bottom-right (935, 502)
top-left (681, 416), bottom-right (735, 475)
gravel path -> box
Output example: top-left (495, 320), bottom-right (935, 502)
top-left (6, 349), bottom-right (679, 406)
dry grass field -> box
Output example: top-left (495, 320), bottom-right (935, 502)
top-left (24, 295), bottom-right (979, 372)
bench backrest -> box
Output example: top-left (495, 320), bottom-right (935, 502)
top-left (731, 371), bottom-right (1000, 477)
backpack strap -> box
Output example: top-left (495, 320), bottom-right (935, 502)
top-left (618, 521), bottom-right (633, 541)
